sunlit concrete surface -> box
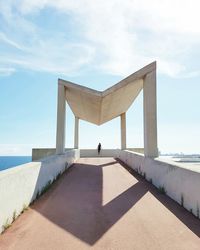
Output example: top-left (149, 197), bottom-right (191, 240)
top-left (159, 156), bottom-right (200, 173)
top-left (0, 158), bottom-right (200, 250)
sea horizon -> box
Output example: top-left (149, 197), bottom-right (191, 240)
top-left (0, 156), bottom-right (32, 171)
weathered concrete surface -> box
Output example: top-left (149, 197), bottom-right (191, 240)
top-left (0, 150), bottom-right (80, 234)
top-left (56, 83), bottom-right (66, 154)
top-left (80, 149), bottom-right (119, 158)
top-left (119, 150), bottom-right (200, 218)
top-left (32, 148), bottom-right (74, 161)
top-left (0, 158), bottom-right (200, 250)
top-left (120, 112), bottom-right (126, 149)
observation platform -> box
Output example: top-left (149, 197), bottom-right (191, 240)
top-left (0, 157), bottom-right (200, 250)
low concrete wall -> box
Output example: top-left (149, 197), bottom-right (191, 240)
top-left (32, 148), bottom-right (142, 160)
top-left (126, 148), bottom-right (144, 154)
top-left (0, 149), bottom-right (80, 233)
top-left (118, 150), bottom-right (200, 218)
top-left (80, 149), bottom-right (119, 158)
top-left (32, 148), bottom-right (73, 161)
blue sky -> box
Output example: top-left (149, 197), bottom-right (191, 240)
top-left (0, 0), bottom-right (200, 155)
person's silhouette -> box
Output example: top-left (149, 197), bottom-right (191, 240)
top-left (97, 143), bottom-right (101, 155)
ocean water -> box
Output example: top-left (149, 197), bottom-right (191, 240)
top-left (0, 156), bottom-right (32, 171)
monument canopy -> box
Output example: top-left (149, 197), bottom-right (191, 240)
top-left (59, 61), bottom-right (156, 125)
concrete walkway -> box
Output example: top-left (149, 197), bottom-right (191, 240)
top-left (0, 158), bottom-right (200, 250)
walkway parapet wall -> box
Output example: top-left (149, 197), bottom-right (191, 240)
top-left (80, 149), bottom-right (120, 158)
top-left (118, 150), bottom-right (200, 219)
top-left (32, 148), bottom-right (73, 161)
top-left (0, 149), bottom-right (80, 234)
top-left (33, 148), bottom-right (120, 160)
top-left (126, 148), bottom-right (144, 154)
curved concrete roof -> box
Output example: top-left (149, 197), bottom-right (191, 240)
top-left (59, 61), bottom-right (156, 125)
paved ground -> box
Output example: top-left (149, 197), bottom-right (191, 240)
top-left (0, 158), bottom-right (200, 250)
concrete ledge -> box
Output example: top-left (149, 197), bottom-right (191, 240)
top-left (126, 148), bottom-right (144, 154)
top-left (0, 149), bottom-right (80, 233)
top-left (118, 150), bottom-right (200, 218)
top-left (32, 148), bottom-right (73, 161)
top-left (80, 149), bottom-right (119, 158)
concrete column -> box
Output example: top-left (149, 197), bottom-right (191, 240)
top-left (74, 116), bottom-right (79, 149)
top-left (56, 83), bottom-right (66, 154)
top-left (143, 70), bottom-right (158, 157)
top-left (120, 112), bottom-right (126, 150)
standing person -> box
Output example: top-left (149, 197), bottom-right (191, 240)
top-left (97, 143), bottom-right (101, 155)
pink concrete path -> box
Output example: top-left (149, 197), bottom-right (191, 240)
top-left (0, 158), bottom-right (200, 250)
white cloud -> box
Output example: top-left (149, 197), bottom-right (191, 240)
top-left (0, 67), bottom-right (16, 76)
top-left (0, 32), bottom-right (24, 50)
top-left (0, 0), bottom-right (200, 77)
top-left (0, 40), bottom-right (95, 75)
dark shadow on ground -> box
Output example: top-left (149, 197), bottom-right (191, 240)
top-left (98, 160), bottom-right (118, 167)
top-left (32, 158), bottom-right (200, 246)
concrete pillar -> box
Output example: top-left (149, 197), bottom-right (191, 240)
top-left (56, 83), bottom-right (66, 154)
top-left (120, 112), bottom-right (126, 150)
top-left (74, 116), bottom-right (79, 149)
top-left (143, 70), bottom-right (158, 157)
